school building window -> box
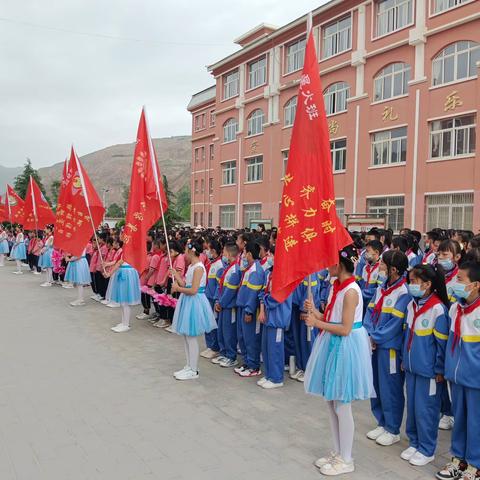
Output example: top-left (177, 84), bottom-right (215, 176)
top-left (194, 113), bottom-right (206, 132)
top-left (322, 15), bottom-right (351, 59)
top-left (286, 38), bottom-right (306, 74)
top-left (245, 156), bottom-right (263, 183)
top-left (223, 70), bottom-right (239, 100)
top-left (425, 192), bottom-right (473, 230)
top-left (335, 198), bottom-right (345, 224)
top-left (376, 0), bottom-right (413, 37)
top-left (209, 177), bottom-right (213, 194)
top-left (432, 0), bottom-right (470, 14)
top-left (208, 211), bottom-right (213, 227)
top-left (200, 179), bottom-right (204, 194)
top-left (374, 62), bottom-right (411, 101)
top-left (330, 139), bottom-right (347, 172)
top-left (367, 196), bottom-right (405, 232)
top-left (222, 161), bottom-right (236, 185)
top-left (324, 82), bottom-right (350, 116)
top-left (282, 150), bottom-right (289, 177)
top-left (194, 148), bottom-right (200, 163)
top-left (247, 109), bottom-right (265, 136)
top-left (209, 110), bottom-right (216, 127)
top-left (284, 97), bottom-right (297, 127)
top-left (200, 212), bottom-right (204, 226)
top-left (371, 127), bottom-right (407, 166)
top-left (432, 41), bottom-right (480, 86)
top-left (193, 212), bottom-right (198, 226)
top-left (430, 115), bottom-right (476, 159)
top-left (209, 144), bottom-right (214, 162)
top-left (248, 56), bottom-right (267, 89)
top-left (220, 205), bottom-right (235, 229)
top-left (223, 118), bottom-right (238, 143)
top-left (243, 204), bottom-right (262, 227)
top-left (194, 180), bottom-right (199, 193)
top-left (201, 146), bottom-right (205, 161)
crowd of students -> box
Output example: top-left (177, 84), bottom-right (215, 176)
top-left (1, 221), bottom-right (479, 479)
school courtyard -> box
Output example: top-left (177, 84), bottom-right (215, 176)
top-left (0, 263), bottom-right (450, 480)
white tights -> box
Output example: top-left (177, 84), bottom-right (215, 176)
top-left (183, 336), bottom-right (199, 373)
top-left (326, 400), bottom-right (354, 463)
top-left (45, 267), bottom-right (53, 283)
top-left (121, 305), bottom-right (131, 328)
top-left (0, 254), bottom-right (4, 266)
top-left (15, 259), bottom-right (22, 272)
top-left (77, 285), bottom-right (84, 301)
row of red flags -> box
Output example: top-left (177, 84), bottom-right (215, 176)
top-left (0, 27), bottom-right (352, 301)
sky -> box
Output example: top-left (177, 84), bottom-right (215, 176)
top-left (0, 0), bottom-right (328, 169)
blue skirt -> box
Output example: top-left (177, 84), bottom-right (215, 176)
top-left (38, 248), bottom-right (53, 268)
top-left (172, 292), bottom-right (217, 337)
top-left (65, 257), bottom-right (91, 285)
top-left (106, 265), bottom-right (140, 305)
top-left (0, 240), bottom-right (9, 254)
top-left (11, 243), bottom-right (26, 260)
top-left (304, 326), bottom-right (375, 403)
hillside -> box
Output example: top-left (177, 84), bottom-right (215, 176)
top-left (0, 165), bottom-right (22, 189)
top-left (38, 136), bottom-right (191, 207)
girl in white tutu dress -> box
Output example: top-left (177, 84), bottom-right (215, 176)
top-left (39, 225), bottom-right (54, 286)
top-left (65, 250), bottom-right (91, 307)
top-left (0, 225), bottom-right (9, 267)
top-left (11, 226), bottom-right (27, 274)
top-left (170, 239), bottom-right (217, 381)
top-left (304, 245), bottom-right (375, 476)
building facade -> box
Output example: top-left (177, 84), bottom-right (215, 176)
top-left (188, 0), bottom-right (480, 232)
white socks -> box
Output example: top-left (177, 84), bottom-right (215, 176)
top-left (326, 400), bottom-right (354, 463)
top-left (183, 336), bottom-right (199, 373)
top-left (77, 285), bottom-right (84, 302)
top-left (121, 305), bottom-right (131, 328)
top-left (45, 268), bottom-right (53, 283)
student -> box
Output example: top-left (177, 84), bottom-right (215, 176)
top-left (100, 238), bottom-right (116, 305)
top-left (28, 231), bottom-right (42, 274)
top-left (164, 241), bottom-right (186, 333)
top-left (236, 232), bottom-right (251, 271)
top-left (235, 241), bottom-right (265, 378)
top-left (137, 240), bottom-right (158, 320)
top-left (64, 250), bottom-right (91, 306)
top-left (170, 240), bottom-right (217, 380)
top-left (212, 242), bottom-right (241, 368)
top-left (359, 240), bottom-right (383, 311)
top-left (466, 235), bottom-right (480, 253)
top-left (355, 229), bottom-right (381, 281)
top-left (364, 250), bottom-right (411, 446)
top-left (11, 226), bottom-right (27, 274)
top-left (436, 261), bottom-right (480, 480)
top-left (405, 235), bottom-right (422, 269)
top-left (0, 225), bottom-right (9, 267)
top-left (201, 239), bottom-right (224, 359)
top-left (39, 225), bottom-right (54, 285)
top-left (89, 243), bottom-right (100, 301)
top-left (257, 237), bottom-right (274, 272)
top-left (401, 264), bottom-right (450, 467)
top-left (94, 234), bottom-right (109, 301)
top-left (304, 245), bottom-right (375, 476)
top-left (423, 231), bottom-right (443, 265)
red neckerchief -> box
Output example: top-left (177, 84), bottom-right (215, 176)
top-left (406, 249), bottom-right (413, 256)
top-left (206, 256), bottom-right (221, 277)
top-left (372, 277), bottom-right (407, 325)
top-left (324, 277), bottom-right (356, 323)
top-left (366, 261), bottom-right (380, 284)
top-left (445, 266), bottom-right (459, 284)
top-left (407, 294), bottom-right (442, 351)
top-left (452, 295), bottom-right (480, 352)
top-left (219, 262), bottom-right (236, 292)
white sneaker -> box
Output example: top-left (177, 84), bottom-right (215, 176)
top-left (62, 283), bottom-right (74, 289)
top-left (200, 348), bottom-right (213, 358)
top-left (136, 313), bottom-right (149, 320)
top-left (175, 369), bottom-right (199, 381)
top-left (33, 271), bottom-right (41, 275)
top-left (320, 457), bottom-right (355, 476)
top-left (439, 415), bottom-right (454, 431)
top-left (366, 426), bottom-right (385, 440)
top-left (165, 325), bottom-right (174, 333)
top-left (70, 299), bottom-right (86, 307)
top-left (290, 369), bottom-right (303, 380)
top-left (173, 366), bottom-right (190, 377)
top-left (100, 299), bottom-right (110, 305)
top-left (376, 431), bottom-right (401, 446)
top-left (234, 365), bottom-right (247, 374)
top-left (409, 451), bottom-right (434, 466)
top-left (12, 271), bottom-right (23, 275)
top-left (315, 452), bottom-right (339, 469)
top-left (154, 319), bottom-right (170, 328)
top-left (400, 447), bottom-right (417, 461)
top-left (257, 377), bottom-right (267, 386)
top-left (106, 302), bottom-right (120, 308)
top-left (219, 358), bottom-right (238, 368)
top-left (40, 282), bottom-right (52, 287)
top-left (296, 372), bottom-right (305, 382)
top-left (93, 294), bottom-right (102, 301)
top-left (211, 355), bottom-right (225, 365)
top-left (111, 324), bottom-right (130, 333)
top-left (261, 380), bottom-right (284, 389)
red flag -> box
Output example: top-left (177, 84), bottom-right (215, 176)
top-left (123, 108), bottom-right (168, 273)
top-left (54, 147), bottom-right (105, 255)
top-left (0, 195), bottom-right (7, 222)
top-left (23, 176), bottom-right (55, 229)
top-left (5, 184), bottom-right (25, 225)
top-left (271, 30), bottom-right (352, 302)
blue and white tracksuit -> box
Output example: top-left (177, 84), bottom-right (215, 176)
top-left (205, 257), bottom-right (226, 352)
top-left (359, 261), bottom-right (381, 314)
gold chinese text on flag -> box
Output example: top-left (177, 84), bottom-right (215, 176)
top-left (271, 29), bottom-right (352, 303)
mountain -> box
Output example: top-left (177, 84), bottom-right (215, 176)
top-left (38, 136), bottom-right (191, 207)
top-left (0, 165), bottom-right (23, 189)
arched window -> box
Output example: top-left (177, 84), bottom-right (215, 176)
top-left (323, 82), bottom-right (350, 115)
top-left (284, 97), bottom-right (297, 127)
top-left (374, 63), bottom-right (411, 101)
top-left (432, 41), bottom-right (480, 86)
top-left (247, 109), bottom-right (265, 136)
top-left (223, 118), bottom-right (238, 143)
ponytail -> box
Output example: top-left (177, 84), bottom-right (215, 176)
top-left (410, 264), bottom-right (450, 307)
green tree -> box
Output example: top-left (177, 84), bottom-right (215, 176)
top-left (121, 184), bottom-right (130, 212)
top-left (175, 184), bottom-right (191, 221)
top-left (14, 158), bottom-right (48, 200)
top-left (50, 180), bottom-right (61, 206)
top-left (154, 175), bottom-right (180, 230)
top-left (106, 203), bottom-right (124, 218)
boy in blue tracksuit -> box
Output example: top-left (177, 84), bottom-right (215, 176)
top-left (213, 243), bottom-right (241, 369)
top-left (401, 264), bottom-right (450, 467)
top-left (258, 264), bottom-right (293, 389)
top-left (358, 240), bottom-right (383, 314)
top-left (437, 261), bottom-right (480, 480)
top-left (235, 241), bottom-right (265, 378)
top-left (364, 250), bottom-right (411, 447)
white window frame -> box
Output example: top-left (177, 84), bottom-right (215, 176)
top-left (223, 70), bottom-right (239, 100)
top-left (248, 56), bottom-right (267, 90)
top-left (221, 161), bottom-right (236, 186)
top-left (324, 82), bottom-right (350, 116)
top-left (284, 97), bottom-right (297, 127)
top-left (209, 110), bottom-right (216, 127)
top-left (425, 192), bottom-right (474, 230)
top-left (367, 195), bottom-right (405, 232)
top-left (194, 180), bottom-right (199, 194)
top-left (247, 109), bottom-right (265, 137)
top-left (373, 63), bottom-right (411, 102)
top-left (281, 149), bottom-right (289, 178)
top-left (285, 38), bottom-right (306, 74)
top-left (223, 118), bottom-right (238, 143)
top-left (322, 15), bottom-right (352, 59)
top-left (330, 138), bottom-right (347, 173)
top-left (430, 0), bottom-right (473, 15)
top-left (209, 144), bottom-right (214, 162)
top-left (245, 155), bottom-right (263, 183)
top-left (194, 148), bottom-right (200, 163)
top-left (432, 41), bottom-right (480, 87)
top-left (371, 127), bottom-right (408, 166)
top-left (376, 0), bottom-right (413, 38)
top-left (335, 198), bottom-right (345, 224)
top-left (429, 114), bottom-right (476, 160)
top-left (219, 205), bottom-right (236, 229)
top-left (243, 204), bottom-right (262, 228)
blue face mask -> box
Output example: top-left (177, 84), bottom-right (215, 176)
top-left (408, 284), bottom-right (426, 298)
top-left (451, 282), bottom-right (472, 300)
top-left (241, 258), bottom-right (249, 269)
top-left (377, 272), bottom-right (388, 284)
top-left (438, 258), bottom-right (455, 271)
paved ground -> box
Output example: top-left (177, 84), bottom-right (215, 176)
top-left (0, 262), bottom-right (452, 480)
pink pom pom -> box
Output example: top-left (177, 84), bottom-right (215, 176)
top-left (140, 285), bottom-right (149, 294)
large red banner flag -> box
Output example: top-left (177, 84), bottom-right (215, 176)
top-left (23, 176), bottom-right (55, 229)
top-left (123, 107), bottom-right (168, 273)
top-left (271, 30), bottom-right (352, 302)
top-left (54, 147), bottom-right (105, 255)
top-left (5, 184), bottom-right (25, 225)
top-left (0, 195), bottom-right (7, 222)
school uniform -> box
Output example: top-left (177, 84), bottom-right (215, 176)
top-left (359, 261), bottom-right (381, 312)
top-left (204, 257), bottom-right (226, 352)
top-left (445, 296), bottom-right (480, 469)
top-left (407, 249), bottom-right (421, 269)
top-left (259, 254), bottom-right (274, 272)
top-left (95, 244), bottom-right (109, 299)
top-left (422, 251), bottom-right (436, 265)
top-left (402, 295), bottom-right (449, 458)
top-left (355, 250), bottom-right (367, 282)
top-left (236, 260), bottom-right (265, 371)
top-left (364, 277), bottom-right (411, 435)
top-left (89, 250), bottom-right (99, 294)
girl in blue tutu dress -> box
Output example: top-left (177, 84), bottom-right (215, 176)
top-left (0, 225), bottom-right (9, 267)
top-left (39, 225), bottom-right (54, 287)
top-left (65, 250), bottom-right (91, 307)
top-left (170, 239), bottom-right (217, 381)
top-left (304, 245), bottom-right (375, 476)
top-left (105, 241), bottom-right (140, 333)
top-left (11, 226), bottom-right (27, 274)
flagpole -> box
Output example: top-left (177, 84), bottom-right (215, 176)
top-left (6, 185), bottom-right (13, 225)
top-left (30, 177), bottom-right (39, 234)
